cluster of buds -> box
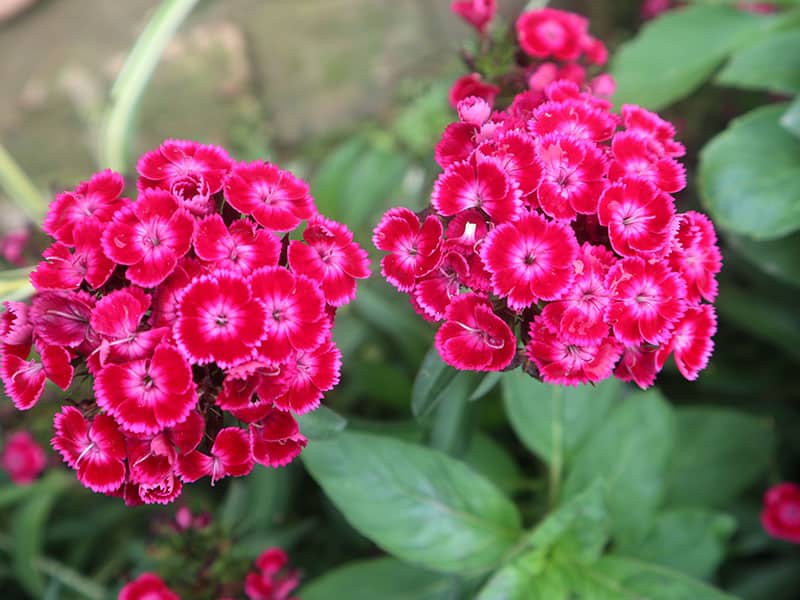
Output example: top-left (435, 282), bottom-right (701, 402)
top-left (373, 7), bottom-right (721, 388)
top-left (448, 3), bottom-right (613, 110)
top-left (0, 139), bottom-right (370, 504)
top-left (119, 547), bottom-right (300, 600)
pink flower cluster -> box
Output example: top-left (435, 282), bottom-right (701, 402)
top-left (374, 76), bottom-right (721, 388)
top-left (119, 548), bottom-right (300, 600)
top-left (449, 6), bottom-right (612, 110)
top-left (0, 139), bottom-right (369, 503)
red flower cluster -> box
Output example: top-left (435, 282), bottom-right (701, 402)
top-left (762, 482), bottom-right (800, 544)
top-left (449, 6), bottom-right (612, 109)
top-left (1, 140), bottom-right (369, 503)
top-left (375, 67), bottom-right (721, 388)
top-left (118, 547), bottom-right (300, 600)
top-left (1, 431), bottom-right (46, 484)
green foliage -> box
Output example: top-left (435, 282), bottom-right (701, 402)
top-left (727, 233), bottom-right (800, 288)
top-left (781, 95), bottom-right (800, 136)
top-left (296, 406), bottom-right (348, 440)
top-left (611, 6), bottom-right (772, 109)
top-left (412, 346), bottom-right (461, 419)
top-left (717, 31), bottom-right (800, 93)
top-left (302, 431), bottom-right (522, 574)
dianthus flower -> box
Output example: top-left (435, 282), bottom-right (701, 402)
top-left (451, 0), bottom-right (496, 34)
top-left (119, 572), bottom-right (180, 600)
top-left (373, 7), bottom-right (721, 387)
top-left (1, 431), bottom-right (46, 484)
top-left (761, 482), bottom-right (800, 544)
top-left (1, 139), bottom-right (368, 505)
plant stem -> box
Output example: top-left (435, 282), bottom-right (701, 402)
top-left (0, 142), bottom-right (47, 225)
top-left (100, 0), bottom-right (201, 172)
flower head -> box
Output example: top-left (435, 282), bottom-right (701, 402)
top-left (762, 483), bottom-right (800, 544)
top-left (119, 572), bottom-right (180, 600)
top-left (1, 432), bottom-right (46, 484)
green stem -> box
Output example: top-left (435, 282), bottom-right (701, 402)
top-left (0, 142), bottom-right (47, 225)
top-left (549, 386), bottom-right (564, 509)
top-left (100, 0), bottom-right (201, 172)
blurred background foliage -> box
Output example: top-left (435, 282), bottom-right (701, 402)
top-left (1, 0), bottom-right (799, 598)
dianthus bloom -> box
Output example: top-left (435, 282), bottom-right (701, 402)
top-left (374, 7), bottom-right (720, 387)
top-left (119, 573), bottom-right (179, 600)
top-left (1, 140), bottom-right (369, 505)
top-left (761, 483), bottom-right (800, 544)
top-left (1, 431), bottom-right (46, 484)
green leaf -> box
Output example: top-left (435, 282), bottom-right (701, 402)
top-left (665, 407), bottom-right (775, 508)
top-left (718, 31), bottom-right (800, 93)
top-left (727, 231), bottom-right (800, 288)
top-left (0, 143), bottom-right (47, 224)
top-left (302, 431), bottom-right (522, 574)
top-left (412, 346), bottom-right (460, 419)
top-left (11, 473), bottom-right (69, 597)
top-left (301, 557), bottom-right (455, 600)
top-left (223, 467), bottom-right (291, 537)
top-left (0, 481), bottom-right (35, 509)
top-left (393, 83), bottom-right (452, 157)
top-left (780, 94), bottom-right (800, 137)
top-left (502, 370), bottom-right (622, 466)
top-left (311, 138), bottom-right (369, 221)
top-left (700, 104), bottom-right (800, 240)
top-left (573, 555), bottom-right (736, 600)
top-left (428, 373), bottom-right (479, 456)
top-left (477, 557), bottom-right (570, 600)
top-left (563, 391), bottom-right (676, 548)
top-left (622, 509), bottom-right (736, 579)
top-left (463, 434), bottom-right (522, 496)
top-left (611, 5), bottom-right (771, 109)
top-left (297, 406), bottom-right (347, 440)
top-left (100, 0), bottom-right (201, 172)
top-left (469, 372), bottom-right (502, 402)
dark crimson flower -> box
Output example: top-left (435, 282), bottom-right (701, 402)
top-left (530, 100), bottom-right (617, 143)
top-left (451, 0), bottom-right (496, 33)
top-left (224, 161), bottom-right (316, 231)
top-left (614, 343), bottom-right (660, 389)
top-left (480, 212), bottom-right (579, 311)
top-left (435, 293), bottom-right (516, 371)
top-left (597, 177), bottom-right (675, 258)
top-left (150, 258), bottom-right (206, 328)
top-left (373, 207), bottom-right (443, 292)
top-left (249, 266), bottom-right (330, 363)
top-left (287, 215), bottom-right (371, 307)
top-left (480, 130), bottom-right (543, 202)
top-left (432, 154), bottom-right (521, 222)
top-left (436, 121), bottom-right (480, 169)
top-left (516, 8), bottom-right (588, 61)
top-left (216, 372), bottom-right (275, 424)
top-left (527, 317), bottom-right (621, 385)
top-left (245, 548), bottom-right (301, 600)
top-left (178, 427), bottom-right (253, 485)
top-left (1, 431), bottom-right (46, 484)
top-left (250, 408), bottom-right (308, 468)
top-left (762, 483), bottom-right (800, 544)
top-left (414, 251), bottom-right (470, 321)
top-left (668, 211), bottom-right (722, 303)
top-left (656, 304), bottom-right (716, 380)
top-left (536, 134), bottom-right (607, 219)
top-left (1, 343), bottom-right (73, 409)
top-left (621, 105), bottom-right (685, 158)
top-left (449, 73), bottom-right (500, 109)
top-left (31, 220), bottom-right (115, 292)
top-left (174, 270), bottom-right (267, 367)
top-left (540, 243), bottom-right (614, 345)
top-left (101, 189), bottom-right (194, 287)
top-left (137, 139), bottom-right (232, 216)
top-left (119, 572), bottom-right (180, 600)
top-left (445, 209), bottom-right (489, 254)
top-left (194, 214), bottom-right (280, 274)
top-left (137, 472), bottom-right (184, 506)
top-left (605, 257), bottom-right (687, 345)
top-left (1, 301), bottom-right (33, 355)
top-left (51, 407), bottom-right (126, 493)
top-left (269, 341), bottom-right (342, 414)
top-left (94, 343), bottom-right (197, 435)
top-left (29, 291), bottom-right (95, 349)
top-left (43, 170), bottom-right (128, 245)
top-left (608, 131), bottom-right (686, 193)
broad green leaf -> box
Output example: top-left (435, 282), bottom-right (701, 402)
top-left (563, 391), bottom-right (676, 548)
top-left (463, 434), bottom-right (522, 496)
top-left (311, 137), bottom-right (369, 220)
top-left (611, 6), bottom-right (771, 109)
top-left (412, 346), bottom-right (460, 418)
top-left (301, 558), bottom-right (455, 600)
top-left (728, 558), bottom-right (800, 600)
top-left (700, 104), bottom-right (800, 240)
top-left (718, 31), bottom-right (800, 93)
top-left (469, 372), bottom-right (502, 402)
top-left (11, 472), bottom-right (69, 597)
top-left (503, 370), bottom-right (622, 466)
top-left (100, 0), bottom-right (201, 172)
top-left (665, 407), bottom-right (775, 508)
top-left (221, 467), bottom-right (291, 536)
top-left (727, 232), bottom-right (800, 288)
top-left (477, 557), bottom-right (570, 600)
top-left (622, 509), bottom-right (735, 579)
top-left (428, 373), bottom-right (478, 456)
top-left (780, 94), bottom-right (800, 137)
top-left (572, 556), bottom-right (736, 599)
top-left (297, 406), bottom-right (347, 439)
top-left (302, 431), bottom-right (522, 574)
